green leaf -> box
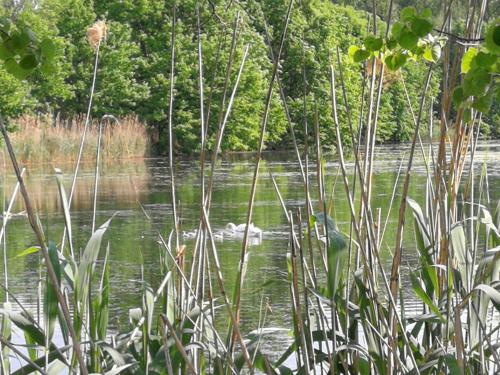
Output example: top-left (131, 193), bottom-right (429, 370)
top-left (400, 7), bottom-right (416, 21)
top-left (353, 49), bottom-right (370, 63)
top-left (77, 218), bottom-right (113, 305)
top-left (15, 246), bottom-right (40, 258)
top-left (4, 58), bottom-right (29, 79)
top-left (40, 38), bottom-right (56, 59)
top-left (421, 8), bottom-right (432, 19)
top-left (474, 51), bottom-right (496, 71)
top-left (10, 32), bottom-right (30, 51)
top-left (452, 86), bottom-right (465, 106)
top-left (364, 36), bottom-right (383, 52)
top-left (44, 241), bottom-right (61, 341)
top-left (485, 21), bottom-right (500, 55)
top-left (463, 68), bottom-right (491, 96)
top-left (385, 52), bottom-right (408, 71)
top-left (450, 224), bottom-right (469, 289)
top-left (19, 54), bottom-right (38, 70)
top-left (472, 92), bottom-right (493, 113)
top-left (461, 48), bottom-right (477, 73)
top-left (399, 31), bottom-right (418, 50)
top-left (40, 61), bottom-right (55, 75)
top-left (411, 17), bottom-right (433, 37)
top-left (349, 46), bottom-right (370, 63)
top-left (423, 44), bottom-right (441, 62)
top-left (0, 43), bottom-right (12, 60)
top-left (348, 45), bottom-right (359, 61)
top-left (54, 169), bottom-right (72, 255)
top-left (390, 22), bottom-right (404, 39)
top-left (474, 284), bottom-right (500, 307)
top-left (0, 17), bottom-right (12, 34)
top-left (444, 354), bottom-right (461, 375)
top-left (22, 27), bottom-right (37, 43)
top-left (410, 271), bottom-right (445, 323)
top-left (386, 38), bottom-right (398, 49)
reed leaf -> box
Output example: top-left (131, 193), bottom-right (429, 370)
top-left (76, 217), bottom-right (112, 306)
top-left (44, 241), bottom-right (61, 341)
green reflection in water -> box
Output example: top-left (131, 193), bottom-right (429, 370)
top-left (0, 146), bottom-right (498, 339)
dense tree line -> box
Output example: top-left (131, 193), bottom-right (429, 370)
top-left (0, 0), bottom-right (496, 154)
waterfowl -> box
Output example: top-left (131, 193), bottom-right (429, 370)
top-left (182, 230), bottom-right (198, 239)
top-left (225, 223), bottom-right (262, 238)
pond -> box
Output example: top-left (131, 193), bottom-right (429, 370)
top-left (1, 141), bottom-right (499, 360)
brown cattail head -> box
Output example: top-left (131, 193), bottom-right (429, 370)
top-left (87, 20), bottom-right (107, 49)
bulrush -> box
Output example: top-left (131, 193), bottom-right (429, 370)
top-left (86, 20), bottom-right (107, 49)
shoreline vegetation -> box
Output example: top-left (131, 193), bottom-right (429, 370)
top-left (0, 0), bottom-right (499, 374)
top-left (5, 114), bottom-right (150, 163)
top-left (4, 114), bottom-right (497, 164)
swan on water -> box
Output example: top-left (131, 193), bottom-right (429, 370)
top-left (182, 230), bottom-right (198, 239)
top-left (225, 223), bottom-right (262, 237)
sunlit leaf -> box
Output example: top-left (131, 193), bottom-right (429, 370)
top-left (15, 246), bottom-right (40, 258)
top-left (461, 48), bottom-right (477, 73)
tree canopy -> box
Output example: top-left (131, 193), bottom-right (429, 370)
top-left (0, 0), bottom-right (497, 153)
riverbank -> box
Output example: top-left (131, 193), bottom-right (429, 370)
top-left (4, 115), bottom-right (150, 163)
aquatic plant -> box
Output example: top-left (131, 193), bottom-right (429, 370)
top-left (0, 1), bottom-right (498, 375)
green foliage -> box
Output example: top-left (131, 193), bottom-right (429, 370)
top-left (453, 20), bottom-right (499, 116)
top-left (349, 6), bottom-right (445, 69)
top-left (0, 0), bottom-right (448, 153)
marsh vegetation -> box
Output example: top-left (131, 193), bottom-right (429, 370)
top-left (0, 0), bottom-right (499, 374)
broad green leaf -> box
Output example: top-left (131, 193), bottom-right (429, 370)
top-left (400, 7), bottom-right (416, 21)
top-left (391, 22), bottom-right (404, 39)
top-left (485, 21), bottom-right (500, 55)
top-left (399, 31), bottom-right (418, 50)
top-left (444, 354), bottom-right (461, 375)
top-left (77, 218), bottom-right (113, 305)
top-left (452, 86), bottom-right (465, 106)
top-left (461, 48), bottom-right (477, 73)
top-left (0, 44), bottom-right (12, 60)
top-left (411, 17), bottom-right (433, 37)
top-left (385, 52), bottom-right (408, 71)
top-left (19, 54), bottom-right (38, 70)
top-left (423, 45), bottom-right (440, 62)
top-left (10, 32), bottom-right (30, 51)
top-left (472, 92), bottom-right (493, 113)
top-left (474, 51), bottom-right (496, 71)
top-left (421, 8), bottom-right (432, 19)
top-left (364, 36), bottom-right (383, 52)
top-left (4, 58), bottom-right (29, 79)
top-left (0, 17), bottom-right (12, 34)
top-left (463, 68), bottom-right (491, 96)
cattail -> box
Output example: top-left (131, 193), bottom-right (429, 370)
top-left (86, 20), bottom-right (107, 49)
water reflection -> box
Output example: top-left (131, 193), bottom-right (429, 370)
top-left (0, 142), bottom-right (499, 357)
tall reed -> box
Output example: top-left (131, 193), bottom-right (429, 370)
top-left (0, 2), bottom-right (498, 375)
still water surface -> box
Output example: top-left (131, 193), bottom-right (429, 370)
top-left (1, 142), bottom-right (499, 357)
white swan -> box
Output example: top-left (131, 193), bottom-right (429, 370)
top-left (225, 223), bottom-right (262, 238)
top-left (182, 230), bottom-right (198, 239)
